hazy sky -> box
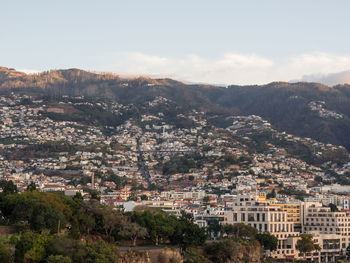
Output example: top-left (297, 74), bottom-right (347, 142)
top-left (1, 0), bottom-right (350, 85)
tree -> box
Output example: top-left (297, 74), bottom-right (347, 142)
top-left (1, 191), bottom-right (70, 233)
top-left (73, 192), bottom-right (83, 202)
top-left (84, 240), bottom-right (117, 263)
top-left (46, 255), bottom-right (72, 263)
top-left (296, 234), bottom-right (321, 259)
top-left (206, 222), bottom-right (222, 239)
top-left (170, 216), bottom-right (207, 252)
top-left (89, 190), bottom-right (100, 201)
top-left (0, 180), bottom-right (18, 196)
top-left (15, 232), bottom-right (37, 263)
top-left (14, 231), bottom-right (51, 263)
top-left (27, 182), bottom-right (37, 191)
top-left (119, 222), bottom-right (148, 246)
top-left (205, 239), bottom-right (239, 263)
top-left (140, 194), bottom-right (148, 201)
top-left (329, 203), bottom-right (339, 212)
top-left (75, 206), bottom-right (96, 236)
top-left (315, 176), bottom-right (323, 183)
top-left (256, 232), bottom-right (278, 251)
top-left (223, 223), bottom-right (257, 240)
top-left (71, 199), bottom-right (103, 237)
top-left (45, 236), bottom-right (86, 263)
top-left (0, 243), bottom-right (12, 263)
top-left (131, 211), bottom-right (177, 245)
top-left (102, 207), bottom-right (125, 240)
top-left (266, 189), bottom-right (276, 199)
top-left (46, 237), bottom-right (117, 263)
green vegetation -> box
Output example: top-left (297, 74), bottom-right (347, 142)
top-left (204, 223), bottom-right (274, 263)
top-left (0, 182), bottom-right (209, 262)
top-left (158, 153), bottom-right (203, 175)
top-left (328, 203), bottom-right (339, 212)
top-left (256, 232), bottom-right (278, 251)
top-left (278, 188), bottom-right (311, 201)
top-left (296, 234), bottom-right (321, 259)
top-left (0, 180), bottom-right (276, 262)
top-left (41, 104), bottom-right (134, 129)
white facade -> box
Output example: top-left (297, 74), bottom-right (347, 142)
top-left (224, 195), bottom-right (299, 259)
top-left (302, 202), bottom-right (350, 262)
top-left (224, 195), bottom-right (350, 261)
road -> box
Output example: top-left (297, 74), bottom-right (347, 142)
top-left (136, 137), bottom-right (151, 186)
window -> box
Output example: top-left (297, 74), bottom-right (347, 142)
top-left (248, 213), bottom-right (255, 222)
top-left (233, 213), bottom-right (237, 221)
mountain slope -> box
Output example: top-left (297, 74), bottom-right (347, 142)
top-left (1, 66), bottom-right (350, 151)
top-left (213, 82), bottom-right (350, 150)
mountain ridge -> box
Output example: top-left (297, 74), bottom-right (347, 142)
top-left (1, 66), bottom-right (350, 152)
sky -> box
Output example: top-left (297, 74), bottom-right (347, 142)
top-left (1, 0), bottom-right (350, 85)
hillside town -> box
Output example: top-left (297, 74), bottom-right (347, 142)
top-left (1, 93), bottom-right (350, 261)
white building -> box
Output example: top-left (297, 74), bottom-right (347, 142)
top-left (224, 195), bottom-right (299, 259)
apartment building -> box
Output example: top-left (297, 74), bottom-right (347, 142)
top-left (224, 195), bottom-right (299, 259)
top-left (302, 202), bottom-right (350, 262)
top-left (224, 195), bottom-right (350, 261)
top-left (270, 201), bottom-right (301, 231)
top-left (160, 190), bottom-right (206, 200)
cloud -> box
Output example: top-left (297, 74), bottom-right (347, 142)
top-left (299, 70), bottom-right (350, 86)
top-left (103, 52), bottom-right (275, 85)
top-left (17, 69), bottom-right (41, 74)
top-left (90, 52), bottom-right (350, 85)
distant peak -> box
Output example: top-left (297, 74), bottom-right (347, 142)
top-left (0, 66), bottom-right (27, 78)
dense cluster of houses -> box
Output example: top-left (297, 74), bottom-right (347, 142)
top-left (1, 94), bottom-right (350, 261)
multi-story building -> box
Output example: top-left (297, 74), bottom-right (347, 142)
top-left (224, 195), bottom-right (350, 262)
top-left (302, 202), bottom-right (350, 262)
top-left (160, 190), bottom-right (206, 200)
top-left (224, 195), bottom-right (299, 259)
top-left (269, 201), bottom-right (301, 231)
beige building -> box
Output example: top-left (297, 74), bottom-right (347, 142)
top-left (301, 202), bottom-right (350, 262)
top-left (224, 195), bottom-right (299, 259)
top-left (269, 201), bottom-right (301, 231)
top-left (224, 195), bottom-right (350, 262)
